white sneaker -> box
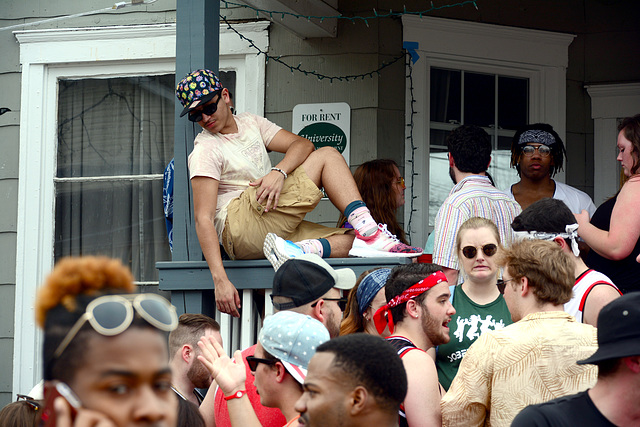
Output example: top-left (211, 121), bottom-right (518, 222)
top-left (263, 233), bottom-right (304, 271)
top-left (348, 224), bottom-right (424, 258)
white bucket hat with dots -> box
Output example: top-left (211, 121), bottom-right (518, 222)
top-left (258, 311), bottom-right (330, 384)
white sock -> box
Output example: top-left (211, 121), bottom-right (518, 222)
top-left (294, 239), bottom-right (324, 257)
top-left (347, 207), bottom-right (378, 237)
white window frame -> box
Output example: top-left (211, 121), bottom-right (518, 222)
top-left (402, 16), bottom-right (574, 246)
top-left (586, 83), bottom-right (640, 205)
top-left (13, 21), bottom-right (269, 395)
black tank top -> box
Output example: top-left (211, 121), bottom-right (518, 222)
top-left (586, 195), bottom-right (640, 293)
top-left (386, 336), bottom-right (419, 427)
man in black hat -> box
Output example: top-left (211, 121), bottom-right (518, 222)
top-left (512, 292), bottom-right (640, 426)
top-left (270, 253), bottom-right (355, 338)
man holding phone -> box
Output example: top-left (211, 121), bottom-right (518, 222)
top-left (37, 256), bottom-right (179, 427)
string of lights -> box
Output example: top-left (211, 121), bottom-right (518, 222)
top-left (220, 14), bottom-right (405, 82)
top-left (221, 1), bottom-right (478, 26)
top-left (405, 52), bottom-right (417, 239)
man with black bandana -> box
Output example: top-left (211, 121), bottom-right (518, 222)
top-left (509, 123), bottom-right (596, 215)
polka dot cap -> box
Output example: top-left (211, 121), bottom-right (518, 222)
top-left (258, 311), bottom-right (329, 383)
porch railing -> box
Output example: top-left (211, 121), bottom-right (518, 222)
top-left (157, 258), bottom-right (411, 354)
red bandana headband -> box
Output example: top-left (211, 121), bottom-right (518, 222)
top-left (373, 271), bottom-right (447, 335)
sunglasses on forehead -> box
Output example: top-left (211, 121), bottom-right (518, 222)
top-left (461, 243), bottom-right (498, 259)
top-left (16, 394), bottom-right (40, 411)
top-left (188, 92), bottom-right (223, 122)
top-left (53, 293), bottom-right (178, 359)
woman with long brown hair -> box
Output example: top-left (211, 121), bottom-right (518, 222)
top-left (337, 159), bottom-right (408, 244)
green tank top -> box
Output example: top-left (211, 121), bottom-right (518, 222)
top-left (436, 284), bottom-right (512, 391)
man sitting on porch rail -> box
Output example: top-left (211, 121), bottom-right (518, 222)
top-left (176, 69), bottom-right (422, 317)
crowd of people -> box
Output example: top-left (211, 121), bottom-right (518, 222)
top-left (3, 69), bottom-right (640, 427)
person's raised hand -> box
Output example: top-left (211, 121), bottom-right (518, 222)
top-left (197, 336), bottom-right (246, 396)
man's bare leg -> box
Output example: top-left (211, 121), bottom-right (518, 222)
top-left (263, 146), bottom-right (422, 268)
top-left (300, 146), bottom-right (363, 212)
top-left (325, 234), bottom-right (356, 257)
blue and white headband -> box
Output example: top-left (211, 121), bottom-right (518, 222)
top-left (513, 223), bottom-right (580, 257)
top-left (518, 129), bottom-right (556, 146)
top-left (356, 268), bottom-right (392, 315)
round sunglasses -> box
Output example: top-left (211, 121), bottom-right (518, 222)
top-left (461, 243), bottom-right (498, 259)
top-left (522, 145), bottom-right (551, 157)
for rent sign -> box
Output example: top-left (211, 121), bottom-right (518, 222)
top-left (292, 102), bottom-right (351, 164)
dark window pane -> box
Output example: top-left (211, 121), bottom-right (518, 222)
top-left (497, 135), bottom-right (513, 151)
top-left (218, 71), bottom-right (236, 100)
top-left (430, 128), bottom-right (450, 150)
top-left (464, 72), bottom-right (495, 127)
top-left (498, 76), bottom-right (528, 130)
top-left (430, 68), bottom-right (461, 124)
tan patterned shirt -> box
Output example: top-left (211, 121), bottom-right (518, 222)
top-left (441, 311), bottom-right (598, 427)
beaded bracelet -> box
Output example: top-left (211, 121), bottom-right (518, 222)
top-left (271, 167), bottom-right (288, 179)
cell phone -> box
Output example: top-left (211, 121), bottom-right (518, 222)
top-left (42, 381), bottom-right (82, 427)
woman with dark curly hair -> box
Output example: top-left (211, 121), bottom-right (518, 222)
top-left (37, 256), bottom-right (179, 427)
top-left (338, 159), bottom-right (408, 244)
top-left (576, 114), bottom-right (640, 293)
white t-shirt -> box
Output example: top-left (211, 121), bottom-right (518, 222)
top-left (188, 112), bottom-right (282, 239)
top-left (509, 180), bottom-right (596, 216)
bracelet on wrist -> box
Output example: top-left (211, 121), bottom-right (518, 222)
top-left (271, 167), bottom-right (288, 179)
top-left (224, 389), bottom-right (247, 401)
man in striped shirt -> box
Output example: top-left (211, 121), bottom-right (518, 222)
top-left (432, 125), bottom-right (521, 285)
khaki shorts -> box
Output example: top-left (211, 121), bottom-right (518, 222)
top-left (221, 166), bottom-right (350, 260)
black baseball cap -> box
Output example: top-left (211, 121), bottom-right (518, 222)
top-left (271, 254), bottom-right (355, 310)
top-left (578, 293), bottom-right (640, 365)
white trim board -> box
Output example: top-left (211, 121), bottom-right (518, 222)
top-left (587, 83), bottom-right (640, 204)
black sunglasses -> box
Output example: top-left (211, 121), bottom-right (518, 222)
top-left (246, 356), bottom-right (279, 372)
top-left (496, 278), bottom-right (515, 294)
top-left (461, 243), bottom-right (498, 259)
top-left (188, 93), bottom-right (223, 122)
top-left (16, 394), bottom-right (40, 411)
top-left (311, 297), bottom-right (348, 311)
